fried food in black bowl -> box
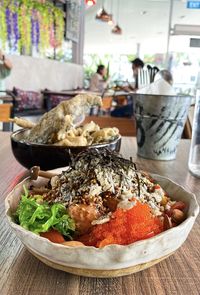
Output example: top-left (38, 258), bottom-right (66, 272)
top-left (10, 94), bottom-right (121, 170)
top-left (11, 129), bottom-right (121, 170)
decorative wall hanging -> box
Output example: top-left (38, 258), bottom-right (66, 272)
top-left (0, 0), bottom-right (65, 54)
top-left (66, 0), bottom-right (81, 43)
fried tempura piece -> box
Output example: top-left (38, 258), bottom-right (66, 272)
top-left (25, 94), bottom-right (102, 144)
top-left (81, 121), bottom-right (100, 136)
top-left (10, 117), bottom-right (36, 129)
top-left (92, 127), bottom-right (119, 143)
top-left (55, 135), bottom-right (87, 147)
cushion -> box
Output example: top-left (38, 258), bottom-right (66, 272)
top-left (13, 87), bottom-right (43, 111)
top-left (50, 95), bottom-right (71, 108)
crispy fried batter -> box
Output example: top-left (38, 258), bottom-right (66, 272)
top-left (55, 135), bottom-right (88, 147)
top-left (9, 117), bottom-right (36, 129)
top-left (25, 94), bottom-right (102, 144)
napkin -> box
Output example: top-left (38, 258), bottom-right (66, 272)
top-left (137, 78), bottom-right (176, 96)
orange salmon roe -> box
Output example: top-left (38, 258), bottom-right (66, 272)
top-left (78, 200), bottom-right (163, 247)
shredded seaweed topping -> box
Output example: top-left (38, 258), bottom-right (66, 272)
top-left (74, 148), bottom-right (136, 171)
top-left (44, 148), bottom-right (143, 206)
top-left (133, 162), bottom-right (141, 198)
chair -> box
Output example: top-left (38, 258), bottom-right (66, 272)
top-left (147, 65), bottom-right (160, 83)
top-left (97, 96), bottom-right (113, 115)
top-left (113, 95), bottom-right (127, 106)
top-left (83, 115), bottom-right (136, 137)
top-left (183, 119), bottom-right (192, 139)
top-left (0, 103), bottom-right (13, 131)
top-left (138, 68), bottom-right (150, 89)
top-left (182, 105), bottom-right (195, 139)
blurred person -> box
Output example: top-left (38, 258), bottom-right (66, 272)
top-left (131, 58), bottom-right (144, 89)
top-left (89, 64), bottom-right (109, 93)
top-left (0, 49), bottom-right (12, 96)
top-left (156, 69), bottom-right (173, 85)
top-left (111, 57), bottom-right (144, 117)
top-left (120, 58), bottom-right (144, 92)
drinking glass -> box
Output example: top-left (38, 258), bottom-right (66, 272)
top-left (188, 90), bottom-right (200, 177)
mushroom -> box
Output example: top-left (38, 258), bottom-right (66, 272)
top-left (30, 166), bottom-right (57, 180)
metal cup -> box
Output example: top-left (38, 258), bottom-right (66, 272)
top-left (134, 94), bottom-right (191, 160)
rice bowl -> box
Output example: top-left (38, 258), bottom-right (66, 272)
top-left (5, 168), bottom-right (199, 277)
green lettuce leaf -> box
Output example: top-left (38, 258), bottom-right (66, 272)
top-left (15, 187), bottom-right (75, 238)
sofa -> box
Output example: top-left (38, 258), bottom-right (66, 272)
top-left (5, 55), bottom-right (83, 116)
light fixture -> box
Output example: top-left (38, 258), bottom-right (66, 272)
top-left (108, 0), bottom-right (114, 25)
top-left (85, 0), bottom-right (96, 6)
top-left (172, 24), bottom-right (200, 35)
top-left (96, 7), bottom-right (112, 22)
top-left (108, 18), bottom-right (114, 26)
top-left (112, 24), bottom-right (122, 35)
top-left (111, 0), bottom-right (122, 34)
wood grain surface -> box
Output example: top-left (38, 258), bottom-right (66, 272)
top-left (0, 132), bottom-right (199, 295)
top-left (28, 250), bottom-right (173, 278)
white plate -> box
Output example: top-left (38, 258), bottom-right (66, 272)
top-left (5, 170), bottom-right (199, 271)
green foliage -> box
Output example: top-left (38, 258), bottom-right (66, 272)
top-left (126, 54), bottom-right (136, 62)
top-left (15, 186), bottom-right (75, 238)
top-left (144, 54), bottom-right (165, 67)
top-left (84, 54), bottom-right (112, 80)
top-left (0, 7), bottom-right (7, 48)
top-left (0, 0), bottom-right (64, 54)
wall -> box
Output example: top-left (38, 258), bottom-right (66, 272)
top-left (5, 55), bottom-right (83, 91)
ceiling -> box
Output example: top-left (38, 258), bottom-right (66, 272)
top-left (84, 0), bottom-right (200, 54)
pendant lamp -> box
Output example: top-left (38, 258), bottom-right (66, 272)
top-left (85, 0), bottom-right (96, 6)
top-left (108, 0), bottom-right (114, 25)
top-left (112, 24), bottom-right (122, 34)
top-left (96, 0), bottom-right (112, 22)
top-left (111, 0), bottom-right (122, 34)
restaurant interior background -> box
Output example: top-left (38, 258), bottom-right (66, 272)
top-left (83, 0), bottom-right (200, 95)
top-left (0, 0), bottom-right (200, 97)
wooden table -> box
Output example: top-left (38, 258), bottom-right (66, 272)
top-left (0, 95), bottom-right (14, 102)
top-left (0, 93), bottom-right (21, 103)
top-left (0, 133), bottom-right (199, 295)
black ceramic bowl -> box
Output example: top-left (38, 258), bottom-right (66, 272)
top-left (11, 129), bottom-right (121, 170)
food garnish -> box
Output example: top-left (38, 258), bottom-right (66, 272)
top-left (40, 229), bottom-right (65, 244)
top-left (15, 185), bottom-right (75, 238)
top-left (13, 149), bottom-right (187, 247)
top-left (78, 200), bottom-right (163, 247)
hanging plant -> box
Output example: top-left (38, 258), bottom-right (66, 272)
top-left (5, 8), bottom-right (12, 44)
top-left (36, 4), bottom-right (50, 52)
top-left (54, 8), bottom-right (65, 49)
top-left (31, 16), bottom-right (35, 48)
top-left (0, 4), bottom-right (7, 49)
top-left (24, 6), bottom-right (32, 54)
top-left (0, 0), bottom-right (65, 55)
top-left (35, 16), bottom-right (40, 51)
top-left (19, 4), bottom-right (32, 54)
top-left (13, 11), bottom-right (20, 51)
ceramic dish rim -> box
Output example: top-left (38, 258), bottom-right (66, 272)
top-left (5, 172), bottom-right (199, 251)
top-left (11, 128), bottom-right (121, 149)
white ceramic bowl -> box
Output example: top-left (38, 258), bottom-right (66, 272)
top-left (5, 170), bottom-right (199, 277)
